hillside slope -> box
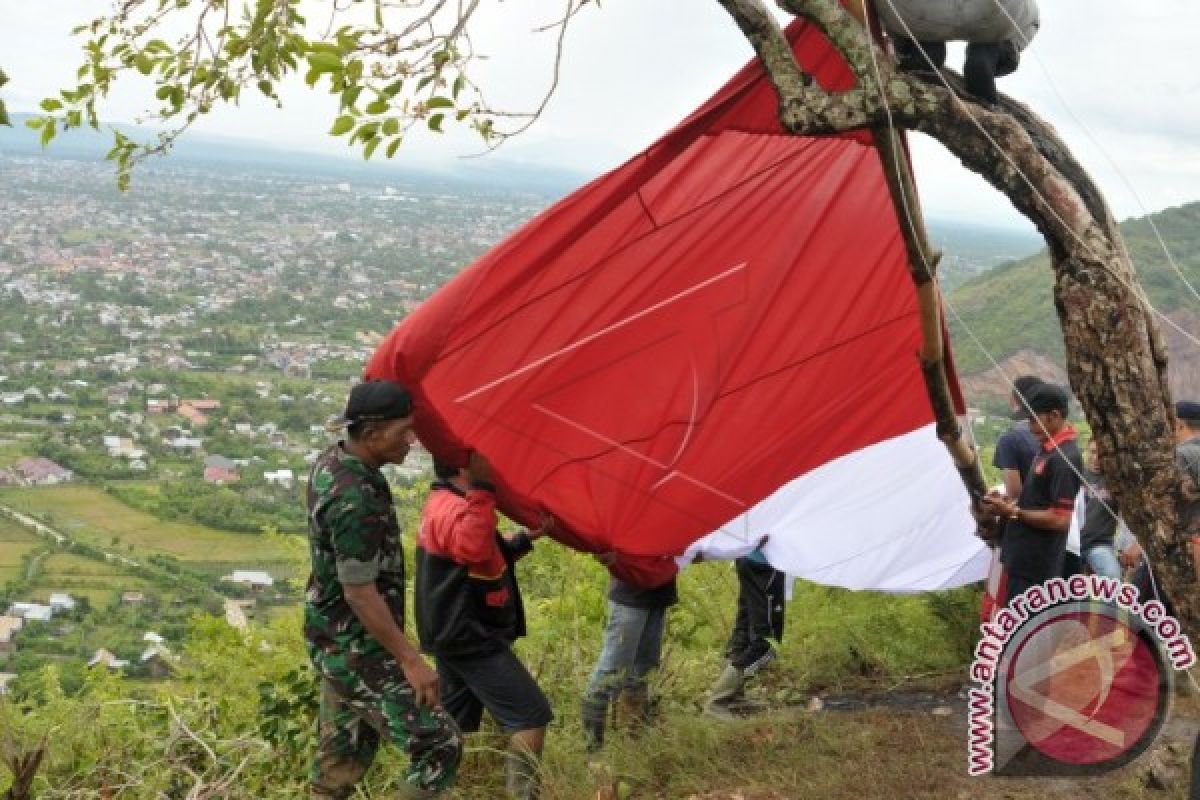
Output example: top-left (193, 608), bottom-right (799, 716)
top-left (947, 201), bottom-right (1200, 402)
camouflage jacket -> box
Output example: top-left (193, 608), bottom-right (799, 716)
top-left (304, 442), bottom-right (406, 660)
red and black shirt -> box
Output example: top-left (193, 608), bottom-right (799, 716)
top-left (414, 481), bottom-right (532, 658)
top-left (1000, 425), bottom-right (1083, 581)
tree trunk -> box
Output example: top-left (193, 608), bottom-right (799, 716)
top-left (717, 0), bottom-right (1198, 634)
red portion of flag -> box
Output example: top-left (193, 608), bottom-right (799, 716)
top-left (366, 16), bottom-right (964, 566)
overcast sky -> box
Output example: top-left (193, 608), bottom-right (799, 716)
top-left (3, 1), bottom-right (1198, 230)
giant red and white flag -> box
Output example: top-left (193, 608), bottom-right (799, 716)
top-left (366, 14), bottom-right (989, 591)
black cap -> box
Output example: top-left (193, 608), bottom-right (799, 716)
top-left (1026, 382), bottom-right (1069, 415)
top-left (326, 380), bottom-right (412, 432)
top-left (1176, 401), bottom-right (1200, 424)
top-left (1010, 375), bottom-right (1044, 419)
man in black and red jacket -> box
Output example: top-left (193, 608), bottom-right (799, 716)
top-left (415, 453), bottom-right (552, 800)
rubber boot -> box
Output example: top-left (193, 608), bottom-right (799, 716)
top-left (615, 685), bottom-right (650, 732)
top-left (704, 663), bottom-right (746, 719)
top-left (505, 750), bottom-right (541, 800)
top-left (893, 37), bottom-right (946, 72)
top-left (581, 698), bottom-right (607, 752)
top-left (963, 42), bottom-right (1001, 103)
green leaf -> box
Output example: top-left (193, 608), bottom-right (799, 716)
top-left (340, 86), bottom-right (363, 109)
top-left (452, 74), bottom-right (466, 99)
top-left (386, 137), bottom-right (402, 158)
top-left (365, 99), bottom-right (388, 115)
top-left (307, 52), bottom-right (342, 74)
top-left (257, 79), bottom-right (273, 96)
top-left (330, 115), bottom-right (355, 136)
top-left (40, 98), bottom-right (63, 112)
top-left (25, 116), bottom-right (45, 130)
top-left (0, 101), bottom-right (9, 128)
top-left (363, 137), bottom-right (380, 160)
top-left (382, 117), bottom-right (399, 136)
top-left (134, 53), bottom-right (154, 76)
top-left (0, 67), bottom-right (8, 88)
top-left (427, 113), bottom-right (444, 132)
top-left (382, 79), bottom-right (404, 98)
top-left (40, 119), bottom-right (56, 148)
top-left (426, 95), bottom-right (453, 110)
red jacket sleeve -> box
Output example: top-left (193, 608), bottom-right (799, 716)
top-left (423, 488), bottom-right (500, 570)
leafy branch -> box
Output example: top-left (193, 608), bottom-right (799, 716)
top-left (13, 0), bottom-right (594, 189)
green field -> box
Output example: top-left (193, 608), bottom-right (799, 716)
top-left (0, 486), bottom-right (304, 581)
top-left (0, 518), bottom-right (40, 587)
top-left (31, 552), bottom-right (155, 608)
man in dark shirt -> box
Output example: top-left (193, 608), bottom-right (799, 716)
top-left (983, 383), bottom-right (1083, 603)
top-left (305, 380), bottom-right (462, 800)
top-left (993, 375), bottom-right (1043, 499)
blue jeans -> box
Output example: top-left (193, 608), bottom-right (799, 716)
top-left (1084, 545), bottom-right (1122, 580)
top-left (582, 601), bottom-right (667, 709)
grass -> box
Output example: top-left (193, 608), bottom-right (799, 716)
top-left (30, 552), bottom-right (157, 608)
top-left (0, 485), bottom-right (304, 579)
top-left (0, 519), bottom-right (40, 588)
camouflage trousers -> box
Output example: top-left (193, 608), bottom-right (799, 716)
top-left (310, 649), bottom-right (463, 799)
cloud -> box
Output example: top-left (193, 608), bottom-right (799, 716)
top-left (1, 0), bottom-right (1197, 226)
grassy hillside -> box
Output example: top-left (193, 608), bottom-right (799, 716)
top-left (947, 201), bottom-right (1200, 377)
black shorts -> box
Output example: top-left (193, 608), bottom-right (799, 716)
top-left (436, 647), bottom-right (553, 734)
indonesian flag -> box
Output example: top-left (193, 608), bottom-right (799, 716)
top-left (366, 13), bottom-right (989, 591)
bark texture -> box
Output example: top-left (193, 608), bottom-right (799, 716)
top-left (717, 0), bottom-right (1198, 634)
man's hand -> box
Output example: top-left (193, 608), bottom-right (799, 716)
top-left (400, 654), bottom-right (441, 708)
top-left (1119, 542), bottom-right (1143, 569)
top-left (981, 491), bottom-right (1018, 520)
top-left (467, 450), bottom-right (495, 485)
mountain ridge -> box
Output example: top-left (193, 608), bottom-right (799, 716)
top-left (946, 200), bottom-right (1200, 404)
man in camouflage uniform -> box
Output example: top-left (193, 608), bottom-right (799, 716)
top-left (305, 380), bottom-right (462, 799)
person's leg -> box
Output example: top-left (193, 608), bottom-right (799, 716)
top-left (723, 560), bottom-right (752, 663)
top-left (893, 36), bottom-right (947, 71)
top-left (440, 648), bottom-right (553, 800)
top-left (621, 604), bottom-right (668, 728)
top-left (734, 559), bottom-right (784, 674)
top-left (436, 657), bottom-right (485, 735)
top-left (320, 656), bottom-right (462, 798)
top-left (964, 42), bottom-right (1002, 103)
top-left (311, 677), bottom-right (381, 800)
top-left (582, 601), bottom-right (648, 750)
top-left (1084, 545), bottom-right (1123, 581)
top-left (506, 731), bottom-right (545, 800)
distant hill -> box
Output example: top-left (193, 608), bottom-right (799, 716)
top-left (947, 201), bottom-right (1200, 403)
top-left (0, 112), bottom-right (589, 196)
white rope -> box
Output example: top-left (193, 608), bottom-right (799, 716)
top-left (876, 0), bottom-right (1200, 354)
top-left (862, 0), bottom-right (1124, 525)
top-left (873, 4), bottom-right (1200, 617)
top-left (983, 0), bottom-right (1200, 310)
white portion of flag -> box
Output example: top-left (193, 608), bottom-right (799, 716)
top-left (682, 422), bottom-right (990, 592)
